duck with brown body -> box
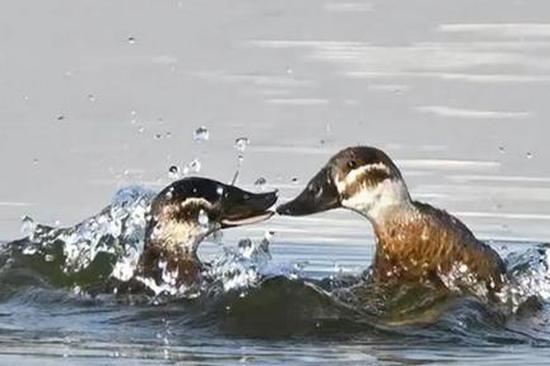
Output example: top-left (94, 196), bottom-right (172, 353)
top-left (277, 146), bottom-right (507, 294)
top-left (139, 177), bottom-right (277, 290)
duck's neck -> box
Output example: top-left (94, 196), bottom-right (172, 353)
top-left (140, 221), bottom-right (206, 286)
top-left (140, 241), bottom-right (202, 286)
top-left (347, 178), bottom-right (414, 225)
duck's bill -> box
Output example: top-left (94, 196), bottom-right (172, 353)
top-left (276, 167), bottom-right (340, 216)
top-left (221, 211), bottom-right (274, 227)
top-left (220, 185), bottom-right (278, 228)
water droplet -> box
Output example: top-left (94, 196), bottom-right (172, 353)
top-left (165, 131), bottom-right (172, 138)
top-left (526, 152), bottom-right (533, 159)
top-left (198, 209), bottom-right (209, 230)
top-left (193, 126), bottom-right (209, 142)
top-left (216, 186), bottom-right (224, 195)
top-left (168, 165), bottom-right (180, 179)
top-left (32, 158), bottom-right (39, 165)
top-left (182, 159), bottom-right (201, 175)
top-left (154, 133), bottom-right (163, 140)
top-left (286, 66), bottom-right (293, 74)
top-left (237, 154), bottom-right (244, 164)
top-left (64, 71), bottom-right (73, 78)
top-left (264, 230), bottom-right (275, 242)
top-left (45, 254), bottom-right (55, 262)
top-left (138, 126), bottom-right (145, 133)
top-left (87, 94), bottom-right (95, 102)
top-left (23, 95), bottom-right (29, 101)
top-left (498, 146), bottom-right (505, 153)
top-left (127, 36), bottom-right (136, 45)
top-left (254, 177), bottom-right (267, 188)
top-left (234, 137), bottom-right (249, 152)
top-left (57, 114), bottom-right (66, 121)
top-left (20, 215), bottom-right (35, 237)
top-left (238, 238), bottom-right (252, 249)
top-left (130, 110), bottom-right (137, 116)
top-left (291, 177), bottom-right (299, 184)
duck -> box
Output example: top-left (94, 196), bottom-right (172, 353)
top-left (138, 177), bottom-right (278, 291)
top-left (4, 177), bottom-right (277, 296)
top-left (277, 146), bottom-right (506, 294)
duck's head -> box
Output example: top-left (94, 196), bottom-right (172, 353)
top-left (146, 177), bottom-right (278, 255)
top-left (277, 146), bottom-right (410, 221)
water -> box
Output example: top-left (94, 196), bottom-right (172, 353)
top-left (1, 187), bottom-right (550, 365)
top-left (1, 0), bottom-right (550, 364)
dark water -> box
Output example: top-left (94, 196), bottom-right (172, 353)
top-left (1, 187), bottom-right (550, 365)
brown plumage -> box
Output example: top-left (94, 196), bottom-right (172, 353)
top-left (277, 146), bottom-right (507, 293)
top-left (372, 202), bottom-right (506, 290)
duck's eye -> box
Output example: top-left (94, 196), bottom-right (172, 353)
top-left (348, 160), bottom-right (357, 169)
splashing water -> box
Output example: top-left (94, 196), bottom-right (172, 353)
top-left (20, 215), bottom-right (36, 239)
top-left (234, 137), bottom-right (249, 152)
top-left (207, 231), bottom-right (289, 293)
top-left (14, 186), bottom-right (156, 283)
top-left (497, 246), bottom-right (550, 313)
top-left (168, 165), bottom-right (180, 179)
top-left (230, 137), bottom-right (249, 185)
top-left (182, 159), bottom-right (201, 175)
top-left (254, 177), bottom-right (267, 190)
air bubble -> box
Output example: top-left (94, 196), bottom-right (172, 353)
top-left (57, 114), bottom-right (66, 121)
top-left (526, 152), bottom-right (533, 159)
top-left (291, 177), bottom-right (299, 184)
top-left (87, 94), bottom-right (95, 102)
top-left (234, 137), bottom-right (249, 152)
top-left (128, 36), bottom-right (136, 45)
top-left (498, 146), bottom-right (505, 154)
top-left (154, 133), bottom-right (163, 140)
top-left (193, 126), bottom-right (209, 142)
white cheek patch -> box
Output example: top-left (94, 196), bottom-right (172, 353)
top-left (340, 175), bottom-right (408, 220)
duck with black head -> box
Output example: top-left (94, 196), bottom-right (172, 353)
top-left (277, 146), bottom-right (507, 294)
top-left (138, 177), bottom-right (277, 292)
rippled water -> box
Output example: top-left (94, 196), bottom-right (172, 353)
top-left (2, 0), bottom-right (550, 364)
top-left (1, 186), bottom-right (550, 365)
